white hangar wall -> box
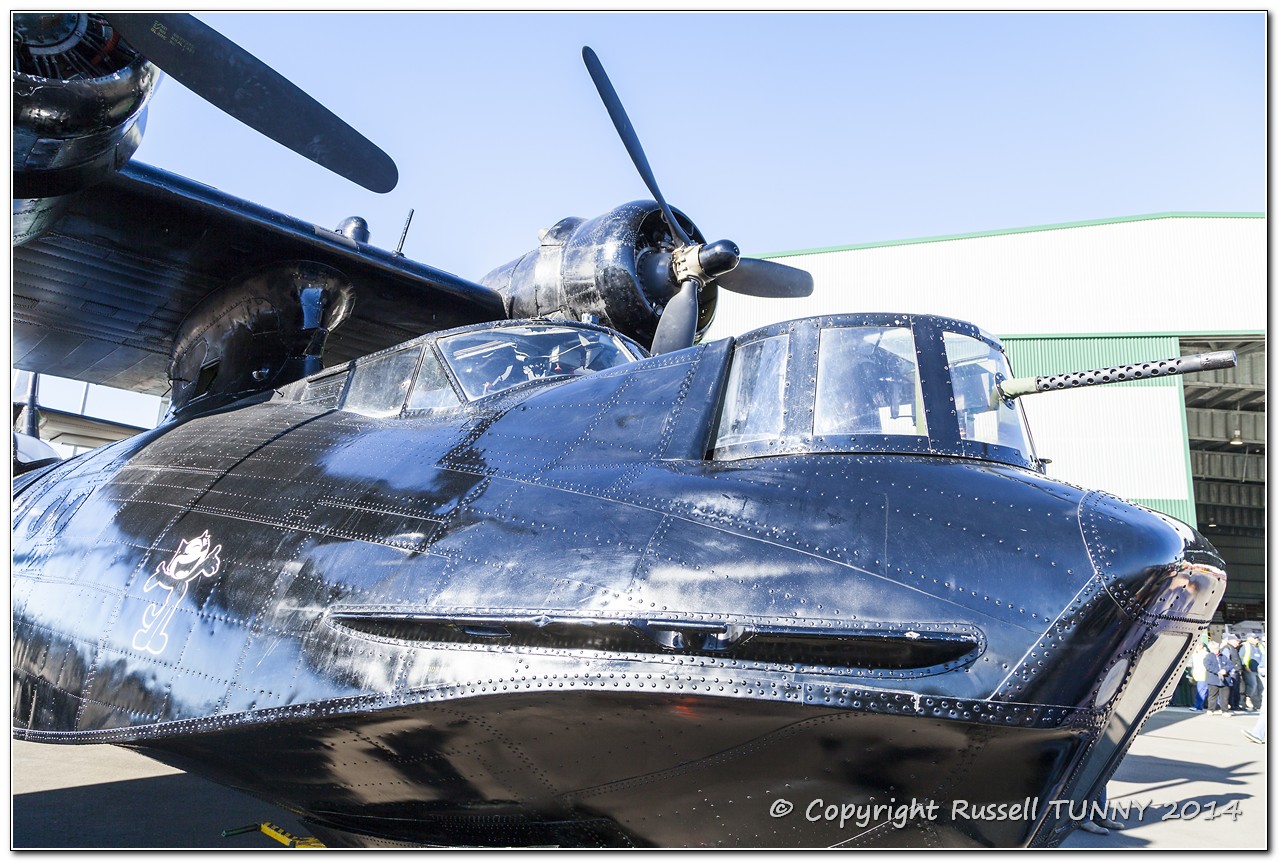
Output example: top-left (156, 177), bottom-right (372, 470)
top-left (707, 213), bottom-right (1264, 338)
top-left (704, 212), bottom-right (1265, 525)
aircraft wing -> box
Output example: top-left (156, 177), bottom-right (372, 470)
top-left (14, 404), bottom-right (151, 450)
top-left (13, 161), bottom-right (508, 396)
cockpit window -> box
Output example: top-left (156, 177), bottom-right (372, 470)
top-left (814, 326), bottom-right (927, 437)
top-left (943, 332), bottom-right (1032, 452)
top-left (344, 347), bottom-right (422, 418)
top-left (439, 325), bottom-right (638, 401)
top-left (714, 334), bottom-right (789, 448)
top-left (407, 349), bottom-right (460, 412)
top-left (709, 314), bottom-right (1037, 470)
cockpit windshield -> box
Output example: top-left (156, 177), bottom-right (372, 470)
top-left (439, 325), bottom-right (639, 400)
top-left (711, 314), bottom-right (1039, 470)
top-left (814, 326), bottom-right (927, 437)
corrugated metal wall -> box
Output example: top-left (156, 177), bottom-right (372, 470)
top-left (1001, 336), bottom-right (1183, 389)
top-left (1002, 335), bottom-right (1196, 525)
top-left (1207, 534), bottom-right (1266, 603)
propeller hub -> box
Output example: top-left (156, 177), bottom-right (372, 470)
top-left (698, 240), bottom-right (742, 279)
top-left (13, 13), bottom-right (137, 81)
top-left (672, 239), bottom-right (740, 287)
top-left (581, 45), bottom-right (813, 349)
top-left (14, 14), bottom-right (88, 54)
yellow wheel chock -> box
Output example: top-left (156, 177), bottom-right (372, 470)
top-left (222, 821), bottom-right (326, 848)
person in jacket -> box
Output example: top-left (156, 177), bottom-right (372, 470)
top-left (1203, 640), bottom-right (1231, 715)
top-left (1244, 655), bottom-right (1266, 744)
top-left (1189, 641), bottom-right (1209, 710)
top-left (1241, 633), bottom-right (1265, 710)
top-left (1222, 635), bottom-right (1244, 710)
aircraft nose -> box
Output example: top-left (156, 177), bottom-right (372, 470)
top-left (1079, 491), bottom-right (1227, 623)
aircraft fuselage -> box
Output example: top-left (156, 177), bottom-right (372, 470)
top-left (12, 316), bottom-right (1226, 847)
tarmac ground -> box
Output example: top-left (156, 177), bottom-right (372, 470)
top-left (10, 705), bottom-right (1268, 849)
top-left (11, 737), bottom-right (310, 849)
top-left (1057, 705), bottom-right (1267, 849)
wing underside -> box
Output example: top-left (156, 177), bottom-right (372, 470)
top-left (13, 162), bottom-right (507, 396)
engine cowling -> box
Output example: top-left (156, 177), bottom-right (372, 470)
top-left (13, 13), bottom-right (159, 243)
top-left (479, 201), bottom-right (719, 351)
top-left (167, 261), bottom-right (355, 419)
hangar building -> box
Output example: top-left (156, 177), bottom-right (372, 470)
top-left (705, 212), bottom-right (1266, 623)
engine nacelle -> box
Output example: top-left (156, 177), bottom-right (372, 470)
top-left (168, 262), bottom-right (355, 419)
top-left (13, 14), bottom-right (159, 242)
top-left (479, 201), bottom-right (719, 351)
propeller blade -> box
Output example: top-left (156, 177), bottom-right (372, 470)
top-left (105, 13), bottom-right (398, 193)
top-left (650, 279), bottom-right (700, 355)
top-left (716, 258), bottom-right (815, 298)
top-left (582, 47), bottom-right (692, 246)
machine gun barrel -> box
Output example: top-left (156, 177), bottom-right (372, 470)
top-left (995, 350), bottom-right (1237, 403)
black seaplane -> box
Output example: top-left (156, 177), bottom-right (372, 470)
top-left (12, 14), bottom-right (1233, 849)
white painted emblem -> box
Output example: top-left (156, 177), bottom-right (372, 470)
top-left (132, 530), bottom-right (223, 655)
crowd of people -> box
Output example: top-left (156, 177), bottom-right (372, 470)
top-left (1187, 631), bottom-right (1265, 744)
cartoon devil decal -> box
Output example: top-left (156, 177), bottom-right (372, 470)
top-left (132, 531), bottom-right (223, 655)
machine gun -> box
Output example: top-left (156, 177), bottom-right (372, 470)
top-left (993, 350), bottom-right (1238, 406)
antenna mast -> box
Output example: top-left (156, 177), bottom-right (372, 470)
top-left (393, 209), bottom-right (415, 257)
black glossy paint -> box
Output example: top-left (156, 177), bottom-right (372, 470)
top-left (13, 315), bottom-right (1226, 848)
top-left (9, 25), bottom-right (1228, 848)
top-left (12, 14), bottom-right (157, 204)
top-left (12, 162), bottom-right (506, 395)
top-left (166, 260), bottom-right (357, 417)
top-left (480, 201), bottom-right (715, 347)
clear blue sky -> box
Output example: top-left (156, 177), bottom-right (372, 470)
top-left (14, 10), bottom-right (1267, 429)
top-left (131, 10), bottom-right (1264, 281)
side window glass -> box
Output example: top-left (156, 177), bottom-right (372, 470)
top-left (344, 347), bottom-right (421, 418)
top-left (814, 326), bottom-right (926, 436)
top-left (438, 326), bottom-right (638, 401)
top-left (713, 334), bottom-right (789, 449)
top-left (943, 332), bottom-right (1031, 451)
top-left (407, 350), bottom-right (460, 412)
